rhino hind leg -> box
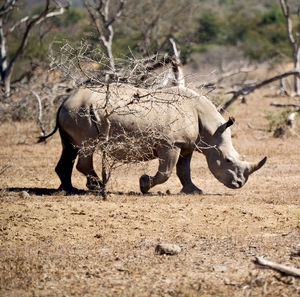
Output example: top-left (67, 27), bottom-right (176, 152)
top-left (55, 135), bottom-right (79, 193)
top-left (140, 146), bottom-right (181, 194)
top-left (176, 152), bottom-right (203, 195)
top-left (76, 153), bottom-right (103, 190)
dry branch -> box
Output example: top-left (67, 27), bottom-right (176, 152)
top-left (0, 0), bottom-right (68, 97)
top-left (220, 69), bottom-right (300, 113)
top-left (203, 66), bottom-right (256, 89)
top-left (84, 0), bottom-right (126, 72)
top-left (31, 91), bottom-right (46, 137)
top-left (255, 256), bottom-right (300, 277)
top-left (0, 164), bottom-right (11, 175)
top-left (271, 102), bottom-right (300, 109)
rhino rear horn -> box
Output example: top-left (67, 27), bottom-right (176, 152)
top-left (248, 156), bottom-right (267, 175)
top-left (214, 117), bottom-right (235, 136)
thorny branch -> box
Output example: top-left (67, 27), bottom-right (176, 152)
top-left (49, 41), bottom-right (183, 89)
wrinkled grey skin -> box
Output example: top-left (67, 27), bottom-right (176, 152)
top-left (39, 84), bottom-right (267, 194)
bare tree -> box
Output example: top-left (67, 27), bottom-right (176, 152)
top-left (124, 0), bottom-right (197, 56)
top-left (279, 0), bottom-right (300, 96)
top-left (0, 0), bottom-right (68, 98)
top-left (84, 0), bottom-right (126, 73)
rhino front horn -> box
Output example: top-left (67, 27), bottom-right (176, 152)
top-left (248, 156), bottom-right (267, 174)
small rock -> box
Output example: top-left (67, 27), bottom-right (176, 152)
top-left (19, 191), bottom-right (30, 199)
top-left (155, 243), bottom-right (181, 255)
top-left (214, 265), bottom-right (227, 272)
top-left (291, 243), bottom-right (300, 256)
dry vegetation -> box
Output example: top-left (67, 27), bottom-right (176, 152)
top-left (0, 80), bottom-right (300, 296)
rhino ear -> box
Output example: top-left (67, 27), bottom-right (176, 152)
top-left (214, 117), bottom-right (235, 136)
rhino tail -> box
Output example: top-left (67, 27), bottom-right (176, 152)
top-left (37, 104), bottom-right (63, 143)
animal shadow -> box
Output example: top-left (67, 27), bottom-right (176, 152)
top-left (2, 188), bottom-right (230, 197)
top-left (4, 187), bottom-right (88, 196)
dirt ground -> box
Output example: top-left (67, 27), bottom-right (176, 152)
top-left (0, 87), bottom-right (299, 297)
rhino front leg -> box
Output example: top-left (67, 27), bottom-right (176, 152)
top-left (76, 153), bottom-right (103, 190)
top-left (140, 145), bottom-right (181, 194)
top-left (176, 151), bottom-right (203, 194)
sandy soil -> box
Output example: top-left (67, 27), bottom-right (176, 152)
top-left (0, 88), bottom-right (299, 296)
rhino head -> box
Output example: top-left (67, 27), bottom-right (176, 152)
top-left (201, 117), bottom-right (267, 189)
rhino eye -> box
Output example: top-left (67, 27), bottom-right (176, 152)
top-left (225, 158), bottom-right (232, 164)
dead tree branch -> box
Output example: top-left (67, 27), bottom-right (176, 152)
top-left (279, 0), bottom-right (300, 95)
top-left (271, 102), bottom-right (300, 109)
top-left (203, 66), bottom-right (256, 89)
top-left (31, 91), bottom-right (46, 137)
top-left (0, 164), bottom-right (12, 176)
top-left (220, 69), bottom-right (300, 114)
top-left (255, 256), bottom-right (300, 277)
top-left (0, 0), bottom-right (16, 17)
top-left (84, 0), bottom-right (126, 72)
top-left (0, 0), bottom-right (68, 98)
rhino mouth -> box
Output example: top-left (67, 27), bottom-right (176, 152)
top-left (227, 179), bottom-right (244, 189)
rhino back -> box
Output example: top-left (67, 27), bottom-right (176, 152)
top-left (60, 84), bottom-right (227, 150)
top-left (88, 85), bottom-right (200, 144)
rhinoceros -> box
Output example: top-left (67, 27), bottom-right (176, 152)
top-left (40, 83), bottom-right (267, 194)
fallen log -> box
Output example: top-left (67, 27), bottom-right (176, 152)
top-left (254, 256), bottom-right (300, 277)
top-left (271, 102), bottom-right (300, 109)
top-left (220, 69), bottom-right (300, 114)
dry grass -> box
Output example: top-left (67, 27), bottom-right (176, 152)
top-left (0, 87), bottom-right (299, 297)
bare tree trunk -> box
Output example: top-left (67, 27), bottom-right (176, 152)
top-left (85, 0), bottom-right (126, 74)
top-left (0, 17), bottom-right (7, 79)
top-left (0, 17), bottom-right (10, 97)
top-left (293, 47), bottom-right (300, 95)
top-left (101, 83), bottom-right (111, 200)
top-left (4, 70), bottom-right (12, 97)
top-left (280, 0), bottom-right (300, 96)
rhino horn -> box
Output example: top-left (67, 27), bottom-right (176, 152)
top-left (248, 156), bottom-right (267, 175)
top-left (214, 117), bottom-right (235, 136)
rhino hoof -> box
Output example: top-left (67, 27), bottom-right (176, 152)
top-left (181, 184), bottom-right (203, 195)
top-left (140, 174), bottom-right (151, 194)
top-left (86, 182), bottom-right (103, 191)
top-left (58, 185), bottom-right (80, 195)
top-left (86, 176), bottom-right (103, 190)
